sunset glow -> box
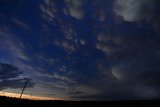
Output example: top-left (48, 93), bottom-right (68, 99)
top-left (0, 91), bottom-right (62, 100)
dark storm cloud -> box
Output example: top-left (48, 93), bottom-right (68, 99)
top-left (0, 61), bottom-right (22, 81)
top-left (70, 92), bottom-right (133, 101)
top-left (69, 67), bottom-right (160, 100)
top-left (139, 70), bottom-right (160, 87)
top-left (0, 61), bottom-right (34, 90)
top-left (115, 0), bottom-right (160, 32)
top-left (37, 0), bottom-right (160, 100)
top-left (115, 0), bottom-right (159, 21)
top-left (0, 0), bottom-right (160, 100)
top-left (91, 23), bottom-right (160, 100)
top-left (68, 91), bottom-right (84, 95)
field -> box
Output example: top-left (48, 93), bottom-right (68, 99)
top-left (0, 96), bottom-right (160, 107)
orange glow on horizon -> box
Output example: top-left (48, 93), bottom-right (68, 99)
top-left (0, 91), bottom-right (63, 100)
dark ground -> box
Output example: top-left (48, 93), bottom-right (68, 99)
top-left (0, 96), bottom-right (160, 107)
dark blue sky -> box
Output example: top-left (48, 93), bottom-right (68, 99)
top-left (0, 0), bottom-right (160, 100)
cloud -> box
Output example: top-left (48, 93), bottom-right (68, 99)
top-left (91, 50), bottom-right (160, 100)
top-left (79, 39), bottom-right (86, 45)
top-left (0, 78), bottom-right (33, 90)
top-left (39, 0), bottom-right (58, 24)
top-left (40, 0), bottom-right (84, 52)
top-left (35, 54), bottom-right (57, 67)
top-left (4, 40), bottom-right (29, 61)
top-left (0, 30), bottom-right (29, 61)
top-left (139, 70), bottom-right (160, 87)
top-left (0, 0), bottom-right (160, 100)
top-left (114, 0), bottom-right (160, 32)
top-left (96, 42), bottom-right (112, 55)
top-left (0, 61), bottom-right (34, 90)
top-left (58, 21), bottom-right (77, 41)
top-left (68, 91), bottom-right (84, 95)
top-left (64, 0), bottom-right (84, 19)
top-left (54, 40), bottom-right (79, 53)
top-left (12, 18), bottom-right (29, 30)
top-left (115, 0), bottom-right (154, 21)
top-left (38, 0), bottom-right (160, 100)
top-left (51, 73), bottom-right (73, 83)
top-left (95, 32), bottom-right (125, 56)
top-left (92, 0), bottom-right (113, 22)
top-left (0, 62), bottom-right (21, 80)
top-left (133, 86), bottom-right (160, 99)
top-left (111, 67), bottom-right (123, 80)
top-left (97, 33), bottom-right (111, 42)
top-left (68, 85), bottom-right (102, 99)
top-left (24, 63), bottom-right (75, 94)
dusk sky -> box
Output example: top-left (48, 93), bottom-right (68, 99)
top-left (0, 0), bottom-right (160, 100)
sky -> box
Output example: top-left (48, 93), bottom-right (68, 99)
top-left (0, 0), bottom-right (160, 101)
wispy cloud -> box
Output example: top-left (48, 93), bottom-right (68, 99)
top-left (12, 18), bottom-right (29, 30)
top-left (64, 0), bottom-right (84, 19)
top-left (54, 40), bottom-right (79, 53)
top-left (39, 0), bottom-right (58, 24)
top-left (0, 29), bottom-right (29, 61)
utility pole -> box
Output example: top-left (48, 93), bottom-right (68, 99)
top-left (19, 79), bottom-right (28, 99)
top-left (131, 90), bottom-right (136, 100)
